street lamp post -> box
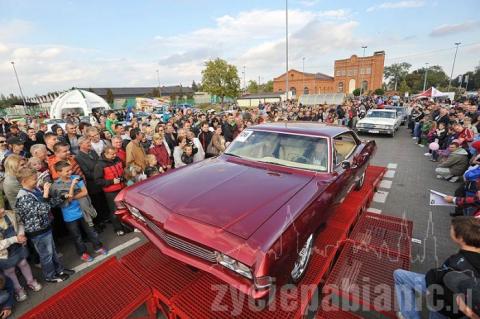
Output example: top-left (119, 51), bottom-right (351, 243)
top-left (423, 63), bottom-right (429, 92)
top-left (285, 0), bottom-right (289, 102)
top-left (448, 42), bottom-right (461, 91)
top-left (242, 66), bottom-right (246, 92)
top-left (10, 61), bottom-right (27, 108)
top-left (156, 70), bottom-right (161, 97)
top-left (359, 46), bottom-right (367, 96)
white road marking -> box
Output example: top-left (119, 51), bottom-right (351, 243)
top-left (411, 238), bottom-right (422, 244)
top-left (72, 237), bottom-right (141, 273)
top-left (387, 163), bottom-right (398, 169)
top-left (373, 191), bottom-right (389, 203)
top-left (367, 208), bottom-right (382, 214)
top-left (379, 180), bottom-right (392, 189)
top-left (384, 170), bottom-right (396, 179)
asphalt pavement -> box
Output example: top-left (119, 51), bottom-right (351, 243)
top-left (13, 125), bottom-right (460, 317)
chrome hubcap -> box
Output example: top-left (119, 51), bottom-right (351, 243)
top-left (291, 234), bottom-right (314, 281)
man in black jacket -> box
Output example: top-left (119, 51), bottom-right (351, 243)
top-left (198, 122), bottom-right (213, 157)
top-left (75, 137), bottom-right (108, 231)
top-left (222, 114), bottom-right (237, 143)
top-left (394, 217), bottom-right (480, 319)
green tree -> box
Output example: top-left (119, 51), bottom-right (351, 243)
top-left (151, 88), bottom-right (160, 97)
top-left (201, 58), bottom-right (240, 103)
top-left (405, 65), bottom-right (449, 93)
top-left (374, 88), bottom-right (385, 96)
top-left (260, 80), bottom-right (274, 92)
top-left (384, 63), bottom-right (412, 91)
top-left (106, 88), bottom-right (114, 105)
top-left (247, 80), bottom-right (259, 93)
top-left (352, 88), bottom-right (361, 96)
top-left (191, 81), bottom-right (199, 92)
top-left (398, 80), bottom-right (410, 95)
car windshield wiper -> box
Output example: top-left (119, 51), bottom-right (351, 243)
top-left (224, 152), bottom-right (242, 158)
top-left (257, 159), bottom-right (289, 167)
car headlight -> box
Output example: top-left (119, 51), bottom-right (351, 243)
top-left (125, 203), bottom-right (146, 222)
top-left (216, 252), bottom-right (253, 280)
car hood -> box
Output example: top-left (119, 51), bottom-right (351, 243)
top-left (136, 158), bottom-right (313, 239)
top-left (358, 117), bottom-right (396, 125)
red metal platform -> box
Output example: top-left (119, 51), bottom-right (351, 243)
top-left (21, 165), bottom-right (413, 319)
top-left (322, 240), bottom-right (410, 318)
top-left (20, 258), bottom-right (156, 319)
top-left (349, 212), bottom-right (413, 258)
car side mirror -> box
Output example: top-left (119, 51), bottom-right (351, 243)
top-left (341, 160), bottom-right (351, 170)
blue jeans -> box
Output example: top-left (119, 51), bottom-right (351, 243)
top-left (393, 269), bottom-right (448, 319)
top-left (414, 123), bottom-right (422, 138)
top-left (30, 230), bottom-right (64, 280)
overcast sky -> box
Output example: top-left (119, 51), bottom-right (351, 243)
top-left (0, 0), bottom-right (479, 96)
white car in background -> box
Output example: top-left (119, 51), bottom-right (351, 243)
top-left (356, 109), bottom-right (401, 137)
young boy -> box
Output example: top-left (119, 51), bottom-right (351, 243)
top-left (52, 161), bottom-right (108, 262)
top-left (15, 168), bottom-right (74, 283)
top-left (394, 217), bottom-right (480, 319)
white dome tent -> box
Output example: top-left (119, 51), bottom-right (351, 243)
top-left (50, 88), bottom-right (110, 119)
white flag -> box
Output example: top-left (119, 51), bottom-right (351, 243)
top-left (464, 75), bottom-right (469, 84)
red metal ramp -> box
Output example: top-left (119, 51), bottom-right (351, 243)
top-left (322, 241), bottom-right (410, 318)
top-left (120, 242), bottom-right (202, 317)
top-left (20, 258), bottom-right (156, 319)
top-left (349, 212), bottom-right (413, 258)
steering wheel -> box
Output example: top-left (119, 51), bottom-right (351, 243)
top-left (295, 155), bottom-right (309, 163)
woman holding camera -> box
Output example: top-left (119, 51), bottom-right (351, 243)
top-left (93, 146), bottom-right (125, 236)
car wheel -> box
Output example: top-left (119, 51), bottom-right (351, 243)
top-left (355, 170), bottom-right (366, 190)
top-left (390, 130), bottom-right (395, 137)
top-left (290, 233), bottom-right (315, 283)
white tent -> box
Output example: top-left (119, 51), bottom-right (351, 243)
top-left (50, 89), bottom-right (110, 119)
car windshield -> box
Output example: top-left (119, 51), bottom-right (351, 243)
top-left (225, 130), bottom-right (328, 172)
top-left (366, 111), bottom-right (396, 119)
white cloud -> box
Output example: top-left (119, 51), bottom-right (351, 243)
top-left (39, 47), bottom-right (63, 59)
top-left (298, 0), bottom-right (320, 7)
top-left (429, 20), bottom-right (480, 37)
top-left (0, 19), bottom-right (33, 40)
top-left (0, 43), bottom-right (8, 54)
top-left (367, 1), bottom-right (425, 12)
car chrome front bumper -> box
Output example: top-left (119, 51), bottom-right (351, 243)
top-left (115, 209), bottom-right (272, 300)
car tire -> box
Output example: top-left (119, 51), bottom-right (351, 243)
top-left (290, 233), bottom-right (315, 283)
top-left (390, 130), bottom-right (395, 137)
top-left (355, 170), bottom-right (366, 190)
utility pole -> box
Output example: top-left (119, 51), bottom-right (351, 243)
top-left (359, 46), bottom-right (367, 96)
top-left (448, 42), bottom-right (461, 91)
top-left (423, 63), bottom-right (429, 92)
top-left (285, 0), bottom-right (289, 102)
top-left (10, 61), bottom-right (27, 108)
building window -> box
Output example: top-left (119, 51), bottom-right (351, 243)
top-left (353, 68), bottom-right (357, 76)
top-left (360, 68), bottom-right (365, 75)
top-left (347, 69), bottom-right (353, 76)
top-left (338, 82), bottom-right (344, 93)
top-left (304, 87), bottom-right (309, 95)
top-left (290, 87), bottom-right (296, 96)
top-left (278, 88), bottom-right (282, 92)
top-left (366, 67), bottom-right (371, 74)
top-left (336, 70), bottom-right (341, 76)
top-left (341, 70), bottom-right (346, 76)
top-left (361, 81), bottom-right (368, 91)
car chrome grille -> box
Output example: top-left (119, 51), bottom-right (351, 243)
top-left (143, 217), bottom-right (217, 263)
top-left (361, 124), bottom-right (377, 129)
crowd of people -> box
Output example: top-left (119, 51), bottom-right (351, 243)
top-left (0, 95), bottom-right (477, 317)
top-left (394, 97), bottom-right (480, 319)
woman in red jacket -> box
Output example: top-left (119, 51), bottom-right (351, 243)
top-left (93, 146), bottom-right (126, 236)
top-left (148, 133), bottom-right (171, 172)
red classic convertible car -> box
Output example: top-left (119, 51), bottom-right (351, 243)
top-left (115, 122), bottom-right (376, 300)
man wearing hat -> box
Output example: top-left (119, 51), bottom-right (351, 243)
top-left (5, 125), bottom-right (27, 144)
top-left (443, 271), bottom-right (480, 319)
top-left (4, 137), bottom-right (26, 159)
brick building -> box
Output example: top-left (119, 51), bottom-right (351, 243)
top-left (273, 51), bottom-right (385, 96)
